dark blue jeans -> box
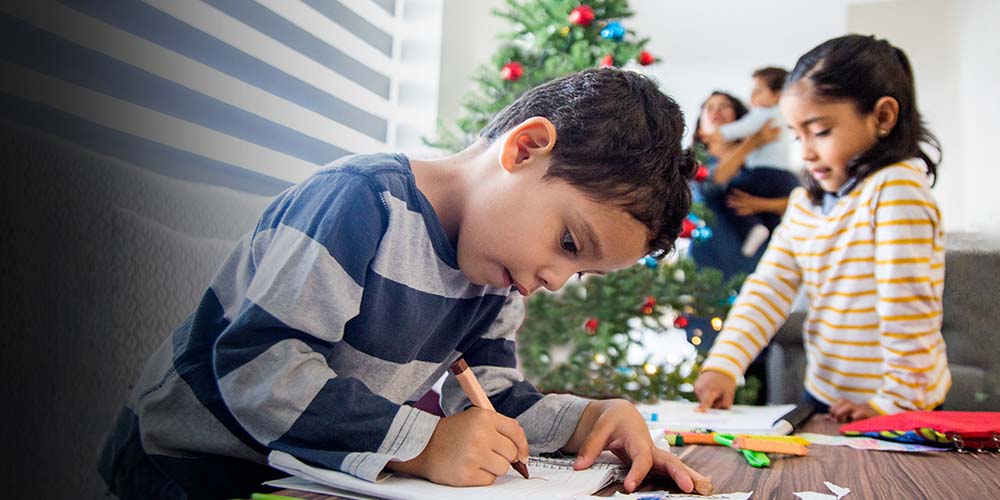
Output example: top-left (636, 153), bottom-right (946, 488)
top-left (726, 167), bottom-right (800, 238)
top-left (99, 408), bottom-right (283, 500)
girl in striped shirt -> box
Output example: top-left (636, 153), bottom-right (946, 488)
top-left (695, 34), bottom-right (948, 423)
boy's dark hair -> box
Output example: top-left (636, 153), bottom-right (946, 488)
top-left (752, 66), bottom-right (788, 93)
top-left (481, 68), bottom-right (697, 258)
top-left (786, 34), bottom-right (941, 204)
top-left (691, 90), bottom-right (749, 147)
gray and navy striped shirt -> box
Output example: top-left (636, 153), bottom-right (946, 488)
top-left (126, 153), bottom-right (589, 482)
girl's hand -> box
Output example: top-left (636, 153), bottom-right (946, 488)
top-left (563, 399), bottom-right (698, 493)
top-left (828, 399), bottom-right (880, 423)
top-left (694, 370), bottom-right (737, 410)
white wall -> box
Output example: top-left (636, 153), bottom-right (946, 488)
top-left (955, 0), bottom-right (1000, 237)
top-left (438, 0), bottom-right (1000, 237)
top-left (848, 0), bottom-right (1000, 237)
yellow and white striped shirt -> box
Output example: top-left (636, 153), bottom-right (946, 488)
top-left (703, 161), bottom-right (950, 414)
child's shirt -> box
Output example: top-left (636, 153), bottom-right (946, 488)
top-left (703, 161), bottom-right (949, 414)
top-left (124, 153), bottom-right (589, 482)
top-left (719, 105), bottom-right (796, 172)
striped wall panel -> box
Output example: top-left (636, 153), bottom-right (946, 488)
top-left (0, 0), bottom-right (443, 193)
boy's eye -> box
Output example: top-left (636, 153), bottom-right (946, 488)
top-left (815, 129), bottom-right (831, 137)
top-left (560, 229), bottom-right (579, 256)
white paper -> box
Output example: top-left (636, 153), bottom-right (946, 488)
top-left (793, 481), bottom-right (851, 500)
top-left (637, 401), bottom-right (796, 434)
top-left (268, 451), bottom-right (621, 500)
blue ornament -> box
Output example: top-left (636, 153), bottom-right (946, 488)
top-left (727, 292), bottom-right (738, 306)
top-left (692, 226), bottom-right (713, 243)
top-left (642, 256), bottom-right (659, 268)
top-left (600, 21), bottom-right (625, 41)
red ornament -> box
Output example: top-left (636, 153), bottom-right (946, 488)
top-left (583, 317), bottom-right (599, 334)
top-left (695, 164), bottom-right (710, 182)
top-left (600, 54), bottom-right (614, 68)
top-left (640, 296), bottom-right (656, 315)
top-left (568, 5), bottom-right (595, 26)
top-left (680, 218), bottom-right (696, 238)
top-left (674, 315), bottom-right (689, 328)
top-left (500, 61), bottom-right (524, 81)
top-left (637, 50), bottom-right (655, 66)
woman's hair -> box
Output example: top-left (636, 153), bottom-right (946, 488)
top-left (691, 91), bottom-right (749, 147)
top-left (480, 68), bottom-right (698, 258)
top-left (786, 34), bottom-right (941, 204)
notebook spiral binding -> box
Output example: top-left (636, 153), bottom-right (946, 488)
top-left (528, 456), bottom-right (627, 481)
top-left (527, 456), bottom-right (621, 469)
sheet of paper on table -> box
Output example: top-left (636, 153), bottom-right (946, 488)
top-left (637, 401), bottom-right (796, 434)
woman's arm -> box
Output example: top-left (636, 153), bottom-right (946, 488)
top-left (711, 120), bottom-right (781, 185)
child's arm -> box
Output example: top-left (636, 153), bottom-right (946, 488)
top-left (210, 173), bottom-right (440, 482)
top-left (696, 193), bottom-right (805, 408)
top-left (867, 167), bottom-right (947, 415)
top-left (712, 120), bottom-right (781, 185)
top-left (718, 107), bottom-right (773, 142)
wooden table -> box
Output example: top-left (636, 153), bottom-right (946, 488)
top-left (273, 415), bottom-right (1000, 498)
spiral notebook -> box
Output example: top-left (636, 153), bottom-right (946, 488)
top-left (266, 450), bottom-right (625, 500)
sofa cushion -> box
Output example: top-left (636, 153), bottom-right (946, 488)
top-left (108, 207), bottom-right (237, 407)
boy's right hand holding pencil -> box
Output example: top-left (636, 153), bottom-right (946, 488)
top-left (385, 407), bottom-right (530, 486)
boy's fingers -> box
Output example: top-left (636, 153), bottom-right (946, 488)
top-left (621, 441), bottom-right (653, 492)
top-left (490, 432), bottom-right (518, 462)
top-left (652, 449), bottom-right (695, 493)
top-left (482, 450), bottom-right (513, 478)
top-left (493, 415), bottom-right (530, 463)
top-left (572, 427), bottom-right (612, 470)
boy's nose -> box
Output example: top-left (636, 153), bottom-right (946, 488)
top-left (538, 267), bottom-right (574, 292)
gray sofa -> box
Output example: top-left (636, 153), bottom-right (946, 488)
top-left (1, 121), bottom-right (276, 498)
top-left (766, 234), bottom-right (1000, 411)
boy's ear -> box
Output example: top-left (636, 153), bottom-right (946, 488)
top-left (498, 117), bottom-right (557, 173)
top-left (873, 96), bottom-right (899, 137)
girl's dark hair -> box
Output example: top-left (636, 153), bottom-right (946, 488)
top-left (691, 91), bottom-right (749, 148)
top-left (481, 68), bottom-right (697, 258)
top-left (786, 34), bottom-right (941, 204)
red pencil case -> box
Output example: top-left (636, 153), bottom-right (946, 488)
top-left (840, 411), bottom-right (1000, 451)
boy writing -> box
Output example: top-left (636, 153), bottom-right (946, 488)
top-left (100, 68), bottom-right (704, 499)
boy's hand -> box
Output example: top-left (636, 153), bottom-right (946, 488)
top-left (563, 399), bottom-right (697, 493)
top-left (386, 407), bottom-right (529, 486)
top-left (828, 398), bottom-right (880, 423)
top-left (694, 370), bottom-right (737, 410)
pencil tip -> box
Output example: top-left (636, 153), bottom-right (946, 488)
top-left (513, 461), bottom-right (530, 479)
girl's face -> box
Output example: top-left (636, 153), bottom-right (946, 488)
top-left (780, 80), bottom-right (881, 192)
top-left (699, 94), bottom-right (737, 135)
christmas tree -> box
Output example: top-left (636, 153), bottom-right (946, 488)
top-left (428, 0), bottom-right (756, 403)
top-left (426, 0), bottom-right (657, 151)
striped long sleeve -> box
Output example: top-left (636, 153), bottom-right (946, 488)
top-left (703, 162), bottom-right (950, 413)
top-left (123, 153), bottom-right (585, 486)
